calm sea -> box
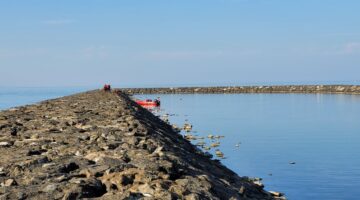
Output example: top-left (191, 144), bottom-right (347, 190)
top-left (0, 87), bottom-right (91, 110)
top-left (135, 93), bottom-right (360, 200)
top-left (1, 88), bottom-right (360, 199)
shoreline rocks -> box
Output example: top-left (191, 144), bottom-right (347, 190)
top-left (0, 90), bottom-right (280, 199)
top-left (121, 85), bottom-right (360, 95)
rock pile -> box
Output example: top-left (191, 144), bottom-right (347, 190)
top-left (122, 85), bottom-right (360, 95)
top-left (0, 90), bottom-right (281, 199)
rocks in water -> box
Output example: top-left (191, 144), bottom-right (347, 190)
top-left (269, 191), bottom-right (284, 197)
top-left (183, 123), bottom-right (192, 132)
top-left (253, 180), bottom-right (264, 188)
top-left (210, 142), bottom-right (220, 148)
top-left (214, 135), bottom-right (224, 139)
top-left (171, 124), bottom-right (181, 132)
top-left (184, 134), bottom-right (196, 141)
top-left (203, 146), bottom-right (211, 151)
top-left (215, 150), bottom-right (224, 158)
top-left (195, 141), bottom-right (206, 147)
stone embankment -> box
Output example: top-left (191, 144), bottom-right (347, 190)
top-left (122, 85), bottom-right (360, 95)
top-left (0, 90), bottom-right (281, 199)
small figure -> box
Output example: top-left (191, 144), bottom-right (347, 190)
top-left (154, 98), bottom-right (161, 106)
top-left (103, 84), bottom-right (111, 92)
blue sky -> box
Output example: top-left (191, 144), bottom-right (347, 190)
top-left (0, 0), bottom-right (359, 87)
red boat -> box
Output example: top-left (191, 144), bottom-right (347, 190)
top-left (136, 99), bottom-right (160, 107)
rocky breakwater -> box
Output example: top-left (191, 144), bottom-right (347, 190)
top-left (122, 85), bottom-right (360, 95)
top-left (0, 90), bottom-right (281, 199)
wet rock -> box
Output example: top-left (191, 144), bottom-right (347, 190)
top-left (183, 123), bottom-right (192, 132)
top-left (210, 142), bottom-right (220, 148)
top-left (215, 150), bottom-right (224, 158)
top-left (253, 180), bottom-right (264, 188)
top-left (269, 191), bottom-right (284, 197)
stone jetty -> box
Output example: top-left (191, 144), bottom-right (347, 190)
top-left (0, 90), bottom-right (280, 199)
top-left (122, 85), bottom-right (360, 95)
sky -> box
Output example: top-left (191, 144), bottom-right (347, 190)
top-left (0, 0), bottom-right (359, 87)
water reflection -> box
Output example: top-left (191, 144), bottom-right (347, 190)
top-left (135, 93), bottom-right (360, 200)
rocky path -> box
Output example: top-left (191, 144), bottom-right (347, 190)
top-left (0, 90), bottom-right (281, 199)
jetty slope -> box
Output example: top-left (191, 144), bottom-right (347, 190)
top-left (0, 90), bottom-right (277, 200)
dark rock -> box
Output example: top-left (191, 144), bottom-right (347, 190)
top-left (10, 127), bottom-right (18, 136)
top-left (48, 128), bottom-right (62, 133)
top-left (63, 178), bottom-right (106, 199)
top-left (27, 149), bottom-right (46, 156)
top-left (60, 162), bottom-right (80, 173)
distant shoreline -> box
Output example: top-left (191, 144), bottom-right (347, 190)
top-left (120, 85), bottom-right (360, 95)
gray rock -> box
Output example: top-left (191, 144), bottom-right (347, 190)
top-left (0, 141), bottom-right (12, 147)
top-left (43, 184), bottom-right (58, 193)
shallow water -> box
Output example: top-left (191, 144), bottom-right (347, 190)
top-left (135, 93), bottom-right (360, 200)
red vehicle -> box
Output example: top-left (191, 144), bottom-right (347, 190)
top-left (136, 99), bottom-right (160, 107)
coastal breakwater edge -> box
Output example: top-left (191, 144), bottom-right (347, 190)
top-left (121, 85), bottom-right (360, 95)
top-left (0, 90), bottom-right (281, 199)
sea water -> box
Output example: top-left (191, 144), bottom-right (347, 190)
top-left (135, 93), bottom-right (360, 200)
top-left (0, 87), bottom-right (90, 110)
